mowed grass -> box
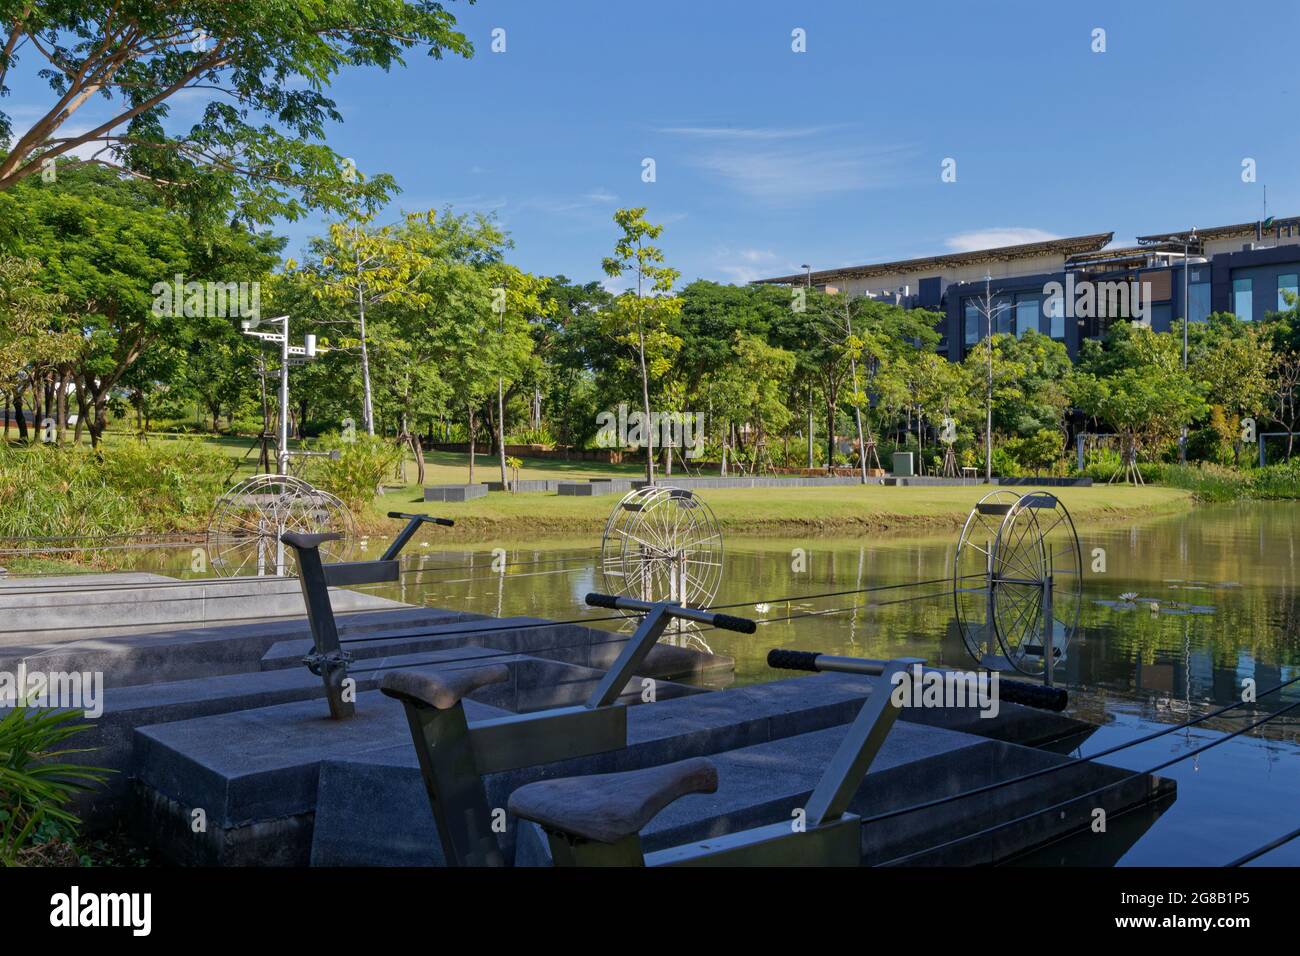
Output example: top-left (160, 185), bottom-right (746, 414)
top-left (374, 481), bottom-right (1194, 541)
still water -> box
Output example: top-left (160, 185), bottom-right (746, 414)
top-left (365, 500), bottom-right (1300, 866)
top-left (19, 500), bottom-right (1300, 865)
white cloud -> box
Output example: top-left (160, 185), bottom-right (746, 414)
top-left (711, 247), bottom-right (794, 285)
top-left (584, 188), bottom-right (617, 203)
top-left (657, 126), bottom-right (912, 204)
top-left (944, 228), bottom-right (1061, 252)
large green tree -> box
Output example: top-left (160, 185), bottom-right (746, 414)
top-left (0, 1), bottom-right (472, 223)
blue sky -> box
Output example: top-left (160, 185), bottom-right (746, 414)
top-left (11, 0), bottom-right (1300, 288)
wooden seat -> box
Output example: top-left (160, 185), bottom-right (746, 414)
top-left (508, 757), bottom-right (718, 844)
top-left (381, 665), bottom-right (509, 710)
top-left (280, 530), bottom-right (344, 550)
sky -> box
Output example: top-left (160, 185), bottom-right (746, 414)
top-left (10, 0), bottom-right (1300, 289)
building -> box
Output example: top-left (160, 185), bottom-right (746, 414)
top-left (755, 217), bottom-right (1300, 361)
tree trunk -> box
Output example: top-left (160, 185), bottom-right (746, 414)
top-left (637, 320), bottom-right (655, 485)
top-left (13, 390), bottom-right (27, 442)
top-left (497, 377), bottom-right (508, 488)
top-left (467, 405), bottom-right (476, 484)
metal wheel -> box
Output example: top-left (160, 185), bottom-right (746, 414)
top-left (600, 486), bottom-right (724, 614)
top-left (953, 490), bottom-right (1021, 665)
top-left (954, 491), bottom-right (1082, 675)
top-left (206, 474), bottom-right (354, 577)
top-left (991, 493), bottom-right (1083, 675)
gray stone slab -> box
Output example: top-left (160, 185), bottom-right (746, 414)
top-left (484, 479), bottom-right (561, 493)
top-left (423, 484), bottom-right (488, 502)
top-left (0, 605), bottom-right (483, 686)
top-left (0, 573), bottom-right (408, 643)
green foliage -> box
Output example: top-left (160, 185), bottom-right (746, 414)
top-left (0, 707), bottom-right (109, 867)
top-left (1, 2), bottom-right (472, 222)
top-left (0, 439), bottom-right (228, 538)
top-left (1001, 428), bottom-right (1064, 472)
top-left (310, 433), bottom-right (402, 510)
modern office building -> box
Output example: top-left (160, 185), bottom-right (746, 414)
top-left (755, 217), bottom-right (1300, 361)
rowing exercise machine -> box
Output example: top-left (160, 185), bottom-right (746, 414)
top-left (280, 511), bottom-right (454, 718)
top-left (378, 592), bottom-right (757, 866)
top-left (507, 645), bottom-right (1069, 865)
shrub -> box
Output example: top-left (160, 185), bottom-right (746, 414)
top-left (309, 433), bottom-right (403, 511)
top-left (0, 439), bottom-right (228, 539)
top-left (0, 707), bottom-right (108, 867)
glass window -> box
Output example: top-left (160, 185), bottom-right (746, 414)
top-left (1045, 290), bottom-right (1065, 338)
top-left (993, 295), bottom-right (1014, 336)
top-left (1233, 278), bottom-right (1253, 321)
top-left (964, 299), bottom-right (980, 345)
top-left (1015, 294), bottom-right (1039, 338)
top-left (1188, 281), bottom-right (1210, 323)
top-left (1278, 274), bottom-right (1298, 311)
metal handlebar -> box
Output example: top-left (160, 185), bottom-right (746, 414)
top-left (767, 648), bottom-right (1069, 712)
top-left (387, 511), bottom-right (455, 527)
top-left (584, 592), bottom-right (757, 634)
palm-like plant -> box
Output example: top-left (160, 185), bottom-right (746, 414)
top-left (0, 707), bottom-right (109, 866)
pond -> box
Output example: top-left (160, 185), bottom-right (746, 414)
top-left (12, 498), bottom-right (1300, 865)
top-left (363, 500), bottom-right (1300, 866)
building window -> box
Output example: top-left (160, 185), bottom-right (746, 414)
top-left (1045, 291), bottom-right (1065, 339)
top-left (1015, 294), bottom-right (1040, 338)
top-left (1233, 278), bottom-right (1253, 321)
top-left (964, 299), bottom-right (980, 345)
top-left (1279, 274), bottom-right (1298, 311)
top-left (993, 295), bottom-right (1014, 336)
top-left (1188, 281), bottom-right (1210, 323)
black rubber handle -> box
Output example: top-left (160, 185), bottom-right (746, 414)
top-left (998, 679), bottom-right (1069, 713)
top-left (712, 613), bottom-right (757, 634)
top-left (767, 648), bottom-right (821, 672)
top-left (388, 512), bottom-right (454, 527)
top-left (585, 592), bottom-right (620, 609)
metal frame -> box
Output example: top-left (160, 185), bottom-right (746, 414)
top-left (953, 491), bottom-right (1082, 683)
top-left (539, 654), bottom-right (923, 867)
top-left (384, 596), bottom-right (747, 866)
top-left (280, 511), bottom-right (453, 719)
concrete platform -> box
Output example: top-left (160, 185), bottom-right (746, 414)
top-left (556, 479), bottom-right (633, 496)
top-left (0, 572), bottom-right (407, 645)
top-left (423, 483), bottom-right (488, 502)
top-left (0, 605), bottom-right (485, 685)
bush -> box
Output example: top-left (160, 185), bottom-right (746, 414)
top-left (0, 707), bottom-right (108, 866)
top-left (309, 433), bottom-right (403, 511)
top-left (1002, 429), bottom-right (1063, 473)
top-left (0, 439), bottom-right (229, 539)
top-left (1251, 459), bottom-right (1300, 499)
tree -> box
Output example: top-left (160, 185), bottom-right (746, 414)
top-left (485, 265), bottom-right (550, 487)
top-left (1072, 363), bottom-right (1205, 483)
top-left (1189, 314), bottom-right (1276, 463)
top-left (307, 210), bottom-right (444, 435)
top-left (8, 162), bottom-right (280, 445)
top-left (705, 333), bottom-right (795, 472)
top-left (0, 254), bottom-right (77, 442)
top-left (601, 208), bottom-right (682, 484)
top-left (0, 2), bottom-right (471, 223)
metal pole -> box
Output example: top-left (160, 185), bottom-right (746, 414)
top-left (1042, 572), bottom-right (1054, 689)
top-left (985, 275), bottom-right (993, 483)
top-left (1180, 234), bottom-right (1190, 463)
top-left (278, 315), bottom-right (290, 476)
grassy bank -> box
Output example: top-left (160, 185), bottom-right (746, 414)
top-left (372, 482), bottom-right (1194, 542)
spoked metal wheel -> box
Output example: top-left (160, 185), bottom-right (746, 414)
top-left (953, 490), bottom-right (1021, 666)
top-left (990, 493), bottom-right (1082, 675)
top-left (206, 474), bottom-right (354, 577)
top-left (600, 486), bottom-right (724, 646)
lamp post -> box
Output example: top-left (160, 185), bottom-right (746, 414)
top-left (802, 264), bottom-right (813, 469)
top-left (241, 315), bottom-right (321, 475)
top-left (984, 274), bottom-right (994, 482)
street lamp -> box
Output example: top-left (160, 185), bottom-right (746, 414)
top-left (801, 264), bottom-right (813, 467)
top-left (801, 264), bottom-right (812, 288)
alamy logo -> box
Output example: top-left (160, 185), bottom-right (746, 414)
top-left (0, 665), bottom-right (103, 718)
top-left (50, 887), bottom-right (151, 936)
top-left (890, 664), bottom-right (1000, 719)
top-left (1042, 276), bottom-right (1151, 324)
top-left (595, 403), bottom-right (705, 458)
top-left (151, 274), bottom-right (261, 321)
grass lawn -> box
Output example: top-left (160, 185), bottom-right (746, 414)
top-left (373, 481), bottom-right (1194, 542)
